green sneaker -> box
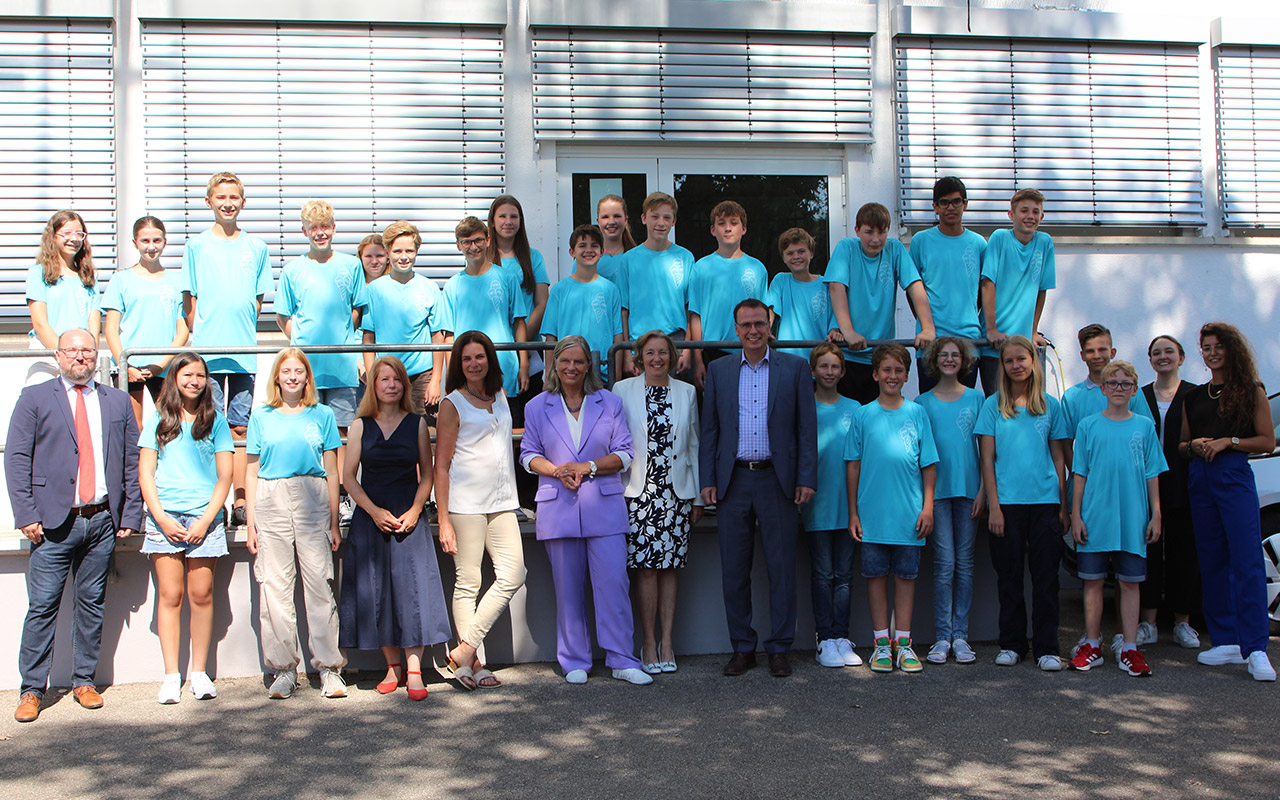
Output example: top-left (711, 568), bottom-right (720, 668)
top-left (896, 637), bottom-right (923, 673)
top-left (869, 637), bottom-right (894, 672)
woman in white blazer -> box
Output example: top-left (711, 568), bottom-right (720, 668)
top-left (613, 330), bottom-right (703, 674)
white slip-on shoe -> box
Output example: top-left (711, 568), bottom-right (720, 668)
top-left (189, 671), bottom-right (217, 700)
top-left (1037, 655), bottom-right (1064, 672)
top-left (565, 669), bottom-right (588, 684)
top-left (1246, 651), bottom-right (1277, 682)
top-left (994, 649), bottom-right (1020, 666)
top-left (157, 674), bottom-right (181, 705)
top-left (815, 639), bottom-right (845, 668)
top-left (835, 638), bottom-right (862, 667)
top-left (611, 668), bottom-right (653, 685)
top-left (1198, 644), bottom-right (1246, 666)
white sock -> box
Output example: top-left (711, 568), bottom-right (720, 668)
top-left (895, 630), bottom-right (911, 642)
top-left (874, 628), bottom-right (889, 641)
top-left (1086, 638), bottom-right (1101, 648)
top-left (1121, 642), bottom-right (1137, 652)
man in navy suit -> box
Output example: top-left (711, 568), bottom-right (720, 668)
top-left (701, 299), bottom-right (817, 677)
top-left (5, 329), bottom-right (143, 722)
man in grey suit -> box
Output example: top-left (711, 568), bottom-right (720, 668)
top-left (5, 329), bottom-right (143, 722)
top-left (700, 299), bottom-right (817, 677)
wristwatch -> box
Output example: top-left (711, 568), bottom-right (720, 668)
top-left (588, 460), bottom-right (598, 478)
top-left (1231, 436), bottom-right (1240, 448)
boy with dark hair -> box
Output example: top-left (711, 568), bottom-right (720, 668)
top-left (767, 228), bottom-right (831, 358)
top-left (542, 224), bottom-right (624, 380)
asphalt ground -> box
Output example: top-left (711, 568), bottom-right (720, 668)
top-left (1, 588), bottom-right (1277, 800)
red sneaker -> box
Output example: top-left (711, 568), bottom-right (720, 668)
top-left (1118, 648), bottom-right (1152, 677)
top-left (1070, 642), bottom-right (1102, 671)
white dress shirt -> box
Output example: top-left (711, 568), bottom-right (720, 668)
top-left (61, 376), bottom-right (108, 505)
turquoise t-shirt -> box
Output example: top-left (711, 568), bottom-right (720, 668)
top-left (979, 229), bottom-right (1055, 357)
top-left (843, 399), bottom-right (940, 546)
top-left (974, 394), bottom-right (1070, 505)
top-left (274, 253), bottom-right (369, 390)
top-left (766, 272), bottom-right (832, 357)
top-left (596, 252), bottom-right (625, 281)
top-left (616, 242), bottom-right (694, 337)
top-left (25, 263), bottom-right (98, 340)
top-left (246, 403), bottom-right (341, 480)
top-left (1061, 379), bottom-right (1153, 437)
top-left (541, 275), bottom-right (623, 377)
top-left (686, 252), bottom-right (768, 342)
top-left (361, 272), bottom-right (446, 377)
top-left (139, 413), bottom-right (235, 515)
top-left (1073, 413), bottom-right (1167, 555)
top-left (802, 396), bottom-right (860, 532)
top-left (907, 226), bottom-right (986, 340)
top-left (181, 229), bottom-right (274, 374)
top-left (441, 266), bottom-right (530, 397)
top-left (917, 387), bottom-right (985, 501)
top-left (100, 268), bottom-right (183, 371)
top-left (822, 237), bottom-right (921, 364)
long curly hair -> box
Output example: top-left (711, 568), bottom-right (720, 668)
top-left (154, 354), bottom-right (217, 451)
top-left (37, 210), bottom-right (95, 287)
top-left (1200, 321), bottom-right (1262, 430)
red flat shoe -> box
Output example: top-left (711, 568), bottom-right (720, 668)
top-left (406, 670), bottom-right (428, 701)
top-left (376, 663), bottom-right (403, 694)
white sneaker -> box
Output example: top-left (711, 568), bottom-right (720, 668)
top-left (952, 639), bottom-right (977, 664)
top-left (1110, 633), bottom-right (1125, 659)
top-left (1037, 655), bottom-right (1064, 672)
top-left (926, 641), bottom-right (950, 664)
top-left (157, 673), bottom-right (181, 705)
top-left (1136, 621), bottom-right (1158, 645)
top-left (339, 496), bottom-right (356, 525)
top-left (189, 671), bottom-right (217, 700)
top-left (1198, 644), bottom-right (1246, 666)
top-left (815, 639), bottom-right (845, 668)
top-left (320, 668), bottom-right (347, 698)
top-left (994, 649), bottom-right (1020, 666)
top-left (268, 669), bottom-right (297, 699)
top-left (835, 638), bottom-right (862, 667)
top-left (565, 669), bottom-right (588, 684)
top-left (1173, 621), bottom-right (1201, 649)
top-left (611, 668), bottom-right (654, 685)
top-left (1247, 651), bottom-right (1277, 682)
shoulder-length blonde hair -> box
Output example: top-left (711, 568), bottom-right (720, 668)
top-left (356, 356), bottom-right (417, 418)
top-left (265, 347), bottom-right (318, 408)
top-left (997, 335), bottom-right (1047, 419)
top-left (38, 210), bottom-right (95, 287)
top-left (546, 335), bottom-right (603, 395)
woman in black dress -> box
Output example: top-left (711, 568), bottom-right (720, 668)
top-left (340, 356), bottom-right (451, 700)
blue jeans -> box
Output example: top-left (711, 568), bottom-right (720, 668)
top-left (931, 497), bottom-right (977, 642)
top-left (809, 529), bottom-right (854, 641)
top-left (20, 509), bottom-right (116, 696)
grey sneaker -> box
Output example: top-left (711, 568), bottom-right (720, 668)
top-left (1173, 621), bottom-right (1200, 649)
top-left (1037, 655), bottom-right (1064, 672)
top-left (320, 668), bottom-right (347, 698)
top-left (268, 669), bottom-right (297, 699)
top-left (1136, 621), bottom-right (1158, 645)
top-left (952, 639), bottom-right (977, 664)
top-left (994, 649), bottom-right (1020, 666)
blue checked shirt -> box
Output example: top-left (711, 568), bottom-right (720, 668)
top-left (735, 351), bottom-right (772, 461)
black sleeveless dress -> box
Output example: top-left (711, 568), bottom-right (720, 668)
top-left (338, 414), bottom-right (451, 649)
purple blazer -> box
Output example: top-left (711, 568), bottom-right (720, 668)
top-left (520, 389), bottom-right (634, 541)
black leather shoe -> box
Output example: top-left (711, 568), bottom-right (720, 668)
top-left (768, 652), bottom-right (792, 677)
top-left (723, 651), bottom-right (757, 676)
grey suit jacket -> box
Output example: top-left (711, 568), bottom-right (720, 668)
top-left (5, 377), bottom-right (143, 532)
top-left (699, 348), bottom-right (817, 498)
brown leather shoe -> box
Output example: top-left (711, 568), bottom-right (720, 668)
top-left (14, 692), bottom-right (41, 722)
top-left (768, 652), bottom-right (792, 678)
top-left (73, 685), bottom-right (104, 709)
top-left (723, 651), bottom-right (757, 676)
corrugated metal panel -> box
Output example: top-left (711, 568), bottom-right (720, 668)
top-left (0, 18), bottom-right (116, 320)
top-left (533, 28), bottom-right (872, 142)
top-left (895, 37), bottom-right (1204, 227)
top-left (141, 21), bottom-right (504, 285)
top-left (1215, 45), bottom-right (1280, 229)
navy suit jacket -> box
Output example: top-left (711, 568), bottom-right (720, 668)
top-left (5, 377), bottom-right (143, 532)
top-left (699, 348), bottom-right (818, 498)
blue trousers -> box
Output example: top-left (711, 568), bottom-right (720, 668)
top-left (20, 509), bottom-right (116, 696)
top-left (808, 529), bottom-right (854, 641)
top-left (932, 497), bottom-right (977, 642)
top-left (717, 465), bottom-right (799, 654)
top-left (1189, 453), bottom-right (1269, 655)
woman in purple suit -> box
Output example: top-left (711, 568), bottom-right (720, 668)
top-left (520, 336), bottom-right (651, 686)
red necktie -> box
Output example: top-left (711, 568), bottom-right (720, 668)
top-left (75, 385), bottom-right (95, 504)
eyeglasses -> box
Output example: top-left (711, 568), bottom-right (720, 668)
top-left (457, 236), bottom-right (487, 249)
top-left (1102, 380), bottom-right (1136, 391)
top-left (58, 347), bottom-right (96, 356)
top-left (57, 231), bottom-right (87, 241)
top-left (934, 198), bottom-right (966, 209)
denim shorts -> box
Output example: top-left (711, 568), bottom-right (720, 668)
top-left (142, 511), bottom-right (229, 558)
top-left (861, 541), bottom-right (922, 580)
top-left (210, 372), bottom-right (254, 428)
top-left (319, 386), bottom-right (358, 427)
top-left (1077, 550), bottom-right (1146, 582)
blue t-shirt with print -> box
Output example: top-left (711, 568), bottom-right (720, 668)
top-left (843, 399), bottom-right (940, 546)
top-left (25, 263), bottom-right (98, 340)
top-left (441, 265), bottom-right (530, 397)
top-left (361, 272), bottom-right (446, 377)
top-left (541, 275), bottom-right (623, 378)
top-left (917, 387), bottom-right (985, 501)
top-left (181, 229), bottom-right (273, 374)
top-left (823, 237), bottom-right (921, 364)
top-left (974, 393), bottom-right (1070, 505)
top-left (275, 253), bottom-right (370, 389)
top-left (766, 272), bottom-right (832, 357)
top-left (246, 403), bottom-right (341, 480)
top-left (140, 413), bottom-right (235, 515)
top-left (802, 395), bottom-right (860, 532)
top-left (979, 229), bottom-right (1055, 357)
top-left (686, 252), bottom-right (768, 343)
top-left (1073, 413), bottom-right (1167, 555)
top-left (907, 226), bottom-right (986, 341)
top-left (616, 242), bottom-right (694, 338)
top-left (100, 268), bottom-right (184, 372)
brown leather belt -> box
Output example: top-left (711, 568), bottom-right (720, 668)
top-left (73, 501), bottom-right (109, 518)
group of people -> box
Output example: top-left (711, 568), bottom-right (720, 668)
top-left (5, 172), bottom-right (1275, 724)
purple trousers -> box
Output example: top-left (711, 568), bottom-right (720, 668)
top-left (544, 534), bottom-right (643, 673)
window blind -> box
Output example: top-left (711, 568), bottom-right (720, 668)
top-left (141, 21), bottom-right (504, 289)
top-left (0, 18), bottom-right (115, 321)
top-left (895, 37), bottom-right (1203, 227)
top-left (533, 28), bottom-right (872, 142)
top-left (1215, 45), bottom-right (1280, 229)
